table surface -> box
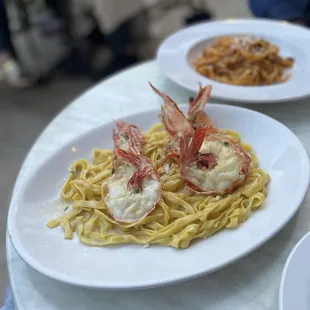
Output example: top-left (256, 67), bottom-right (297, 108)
top-left (6, 61), bottom-right (310, 310)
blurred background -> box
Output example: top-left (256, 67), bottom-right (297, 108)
top-left (0, 0), bottom-right (252, 303)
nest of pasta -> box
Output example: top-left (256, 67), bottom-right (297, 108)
top-left (47, 124), bottom-right (270, 249)
top-left (193, 36), bottom-right (294, 86)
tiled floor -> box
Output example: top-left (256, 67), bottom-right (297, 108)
top-left (0, 0), bottom-right (250, 304)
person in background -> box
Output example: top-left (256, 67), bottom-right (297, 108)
top-left (35, 0), bottom-right (65, 35)
top-left (84, 0), bottom-right (212, 80)
top-left (249, 0), bottom-right (310, 25)
top-left (0, 0), bottom-right (32, 87)
top-left (82, 0), bottom-right (147, 80)
top-left (0, 288), bottom-right (13, 310)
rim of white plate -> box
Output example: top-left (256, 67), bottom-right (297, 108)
top-left (7, 104), bottom-right (310, 289)
top-left (279, 231), bottom-right (310, 310)
top-left (157, 18), bottom-right (310, 103)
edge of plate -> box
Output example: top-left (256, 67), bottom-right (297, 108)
top-left (278, 231), bottom-right (310, 310)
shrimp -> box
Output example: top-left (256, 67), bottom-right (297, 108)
top-left (105, 122), bottom-right (161, 223)
top-left (180, 125), bottom-right (251, 195)
top-left (150, 83), bottom-right (251, 195)
top-left (188, 84), bottom-right (213, 128)
top-left (113, 121), bottom-right (143, 154)
top-left (149, 82), bottom-right (193, 149)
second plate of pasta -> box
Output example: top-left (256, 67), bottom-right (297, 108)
top-left (8, 103), bottom-right (309, 289)
top-left (157, 19), bottom-right (310, 103)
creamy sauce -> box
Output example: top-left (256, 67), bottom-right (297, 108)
top-left (105, 163), bottom-right (161, 222)
top-left (187, 140), bottom-right (241, 192)
top-left (40, 198), bottom-right (71, 215)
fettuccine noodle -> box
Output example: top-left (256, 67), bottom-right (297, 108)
top-left (47, 124), bottom-right (270, 249)
top-left (193, 36), bottom-right (294, 86)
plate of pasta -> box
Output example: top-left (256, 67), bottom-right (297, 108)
top-left (157, 19), bottom-right (310, 103)
top-left (8, 84), bottom-right (309, 289)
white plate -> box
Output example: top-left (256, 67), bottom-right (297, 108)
top-left (8, 104), bottom-right (310, 289)
top-left (157, 19), bottom-right (310, 103)
top-left (279, 232), bottom-right (310, 310)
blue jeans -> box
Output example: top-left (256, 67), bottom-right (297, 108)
top-left (0, 288), bottom-right (14, 310)
top-left (0, 0), bottom-right (16, 56)
top-left (249, 0), bottom-right (310, 24)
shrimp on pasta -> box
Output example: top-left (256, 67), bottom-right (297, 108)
top-left (105, 122), bottom-right (161, 223)
top-left (151, 83), bottom-right (251, 195)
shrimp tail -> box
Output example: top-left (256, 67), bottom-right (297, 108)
top-left (117, 148), bottom-right (160, 180)
top-left (117, 148), bottom-right (141, 168)
top-left (180, 125), bottom-right (215, 165)
top-left (127, 166), bottom-right (152, 192)
top-left (180, 125), bottom-right (218, 174)
top-left (188, 85), bottom-right (213, 127)
top-left (189, 125), bottom-right (209, 157)
top-left (114, 121), bottom-right (143, 154)
top-left (149, 82), bottom-right (193, 138)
